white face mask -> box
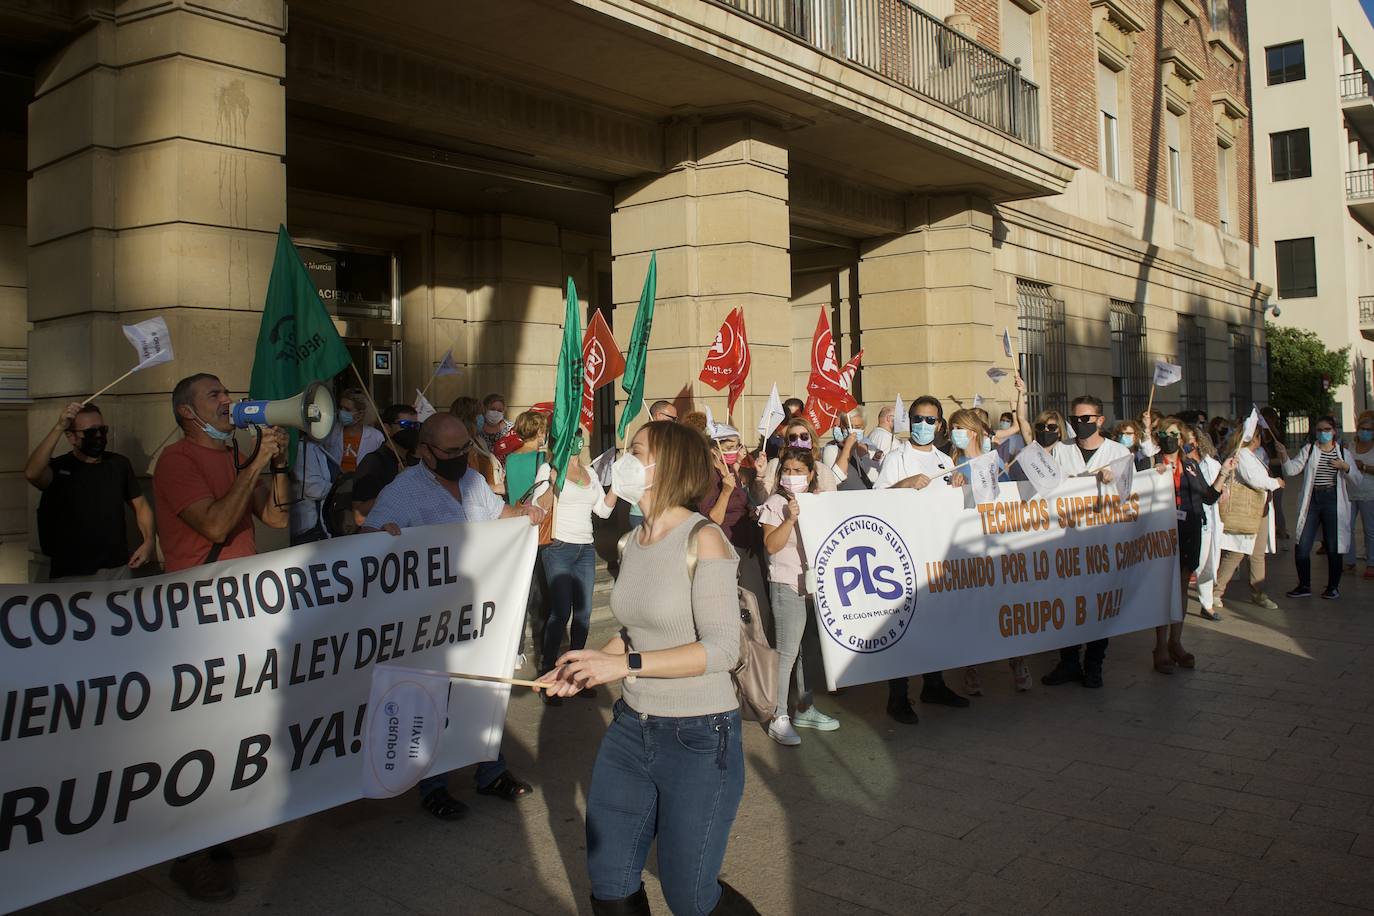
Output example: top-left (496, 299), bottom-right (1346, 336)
top-left (484, 409), bottom-right (504, 425)
top-left (780, 475), bottom-right (808, 494)
top-left (611, 452), bottom-right (655, 503)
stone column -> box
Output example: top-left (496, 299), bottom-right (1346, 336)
top-left (857, 194), bottom-right (1000, 414)
top-left (26, 1), bottom-right (287, 480)
top-left (610, 117), bottom-right (790, 437)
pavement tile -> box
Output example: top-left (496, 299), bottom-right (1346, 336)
top-left (1169, 779), bottom-right (1300, 819)
top-left (1242, 774), bottom-right (1374, 811)
top-left (1132, 754), bottom-right (1252, 791)
top-left (1058, 760), bottom-right (1178, 796)
top-left (1213, 807), bottom-right (1356, 853)
top-left (798, 863), bottom-right (960, 916)
top-left (1352, 833), bottom-right (1374, 858)
top-left (1095, 785), bottom-right (1224, 825)
top-left (1131, 811), bottom-right (1273, 858)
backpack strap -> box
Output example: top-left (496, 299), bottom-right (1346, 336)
top-left (684, 518), bottom-right (712, 581)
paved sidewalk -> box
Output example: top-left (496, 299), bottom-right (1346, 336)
top-left (22, 537), bottom-right (1374, 915)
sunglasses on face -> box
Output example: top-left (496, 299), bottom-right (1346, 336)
top-left (1034, 423), bottom-right (1058, 432)
top-left (1072, 414), bottom-right (1100, 421)
top-left (396, 419), bottom-right (420, 430)
top-left (912, 415), bottom-right (940, 426)
top-left (788, 435), bottom-right (811, 445)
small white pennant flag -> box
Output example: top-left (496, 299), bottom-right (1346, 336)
top-left (1002, 328), bottom-right (1014, 358)
top-left (1153, 359), bottom-right (1183, 387)
top-left (1017, 440), bottom-right (1066, 496)
top-left (757, 383), bottom-right (785, 438)
top-left (704, 405), bottom-right (717, 437)
top-left (893, 393), bottom-right (909, 435)
top-left (1106, 453), bottom-right (1135, 502)
top-left (123, 317), bottom-right (174, 371)
top-left (591, 446), bottom-right (617, 487)
top-left (361, 665), bottom-right (451, 799)
top-left (986, 367), bottom-right (1010, 384)
top-left (965, 452), bottom-right (1001, 504)
top-left (434, 349), bottom-right (461, 377)
top-left (972, 393), bottom-right (984, 409)
top-left (414, 390), bottom-right (437, 422)
top-left (1241, 406), bottom-right (1260, 443)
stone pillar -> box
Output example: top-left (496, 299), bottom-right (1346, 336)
top-left (611, 117), bottom-right (790, 436)
top-left (26, 1), bottom-right (287, 481)
top-left (0, 100), bottom-right (29, 580)
top-left (857, 194), bottom-right (999, 414)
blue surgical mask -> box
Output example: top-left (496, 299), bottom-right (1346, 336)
top-left (998, 420), bottom-right (1012, 430)
top-left (1183, 443), bottom-right (1196, 455)
top-left (912, 422), bottom-right (936, 446)
top-left (338, 410), bottom-right (356, 426)
top-left (950, 428), bottom-right (971, 451)
top-left (981, 435), bottom-right (993, 453)
top-left (832, 427), bottom-right (848, 443)
top-left (193, 410), bottom-right (233, 442)
top-left (1119, 433), bottom-right (1135, 448)
top-left (1317, 430), bottom-right (1335, 444)
top-left (1360, 429), bottom-right (1374, 443)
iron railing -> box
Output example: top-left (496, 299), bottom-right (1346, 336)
top-left (1348, 168), bottom-right (1374, 199)
top-left (1017, 280), bottom-right (1067, 417)
top-left (711, 0), bottom-right (1041, 146)
top-left (1360, 295), bottom-right (1374, 327)
top-left (1342, 70), bottom-right (1374, 101)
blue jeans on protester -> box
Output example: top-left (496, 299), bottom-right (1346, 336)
top-left (587, 700), bottom-right (744, 914)
top-left (1296, 487), bottom-right (1343, 589)
top-left (540, 540), bottom-right (596, 672)
top-left (417, 753), bottom-right (507, 799)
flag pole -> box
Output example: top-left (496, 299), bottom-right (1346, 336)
top-left (447, 670), bottom-right (544, 690)
top-left (82, 364), bottom-right (142, 406)
top-left (349, 362), bottom-right (404, 465)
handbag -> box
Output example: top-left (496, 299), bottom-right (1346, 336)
top-left (1219, 476), bottom-right (1266, 536)
top-left (515, 479), bottom-right (556, 546)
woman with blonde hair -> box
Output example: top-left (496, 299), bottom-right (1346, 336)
top-left (538, 420), bottom-right (754, 914)
top-left (1213, 422), bottom-right (1283, 610)
top-left (751, 415), bottom-right (839, 501)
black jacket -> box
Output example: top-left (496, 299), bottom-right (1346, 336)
top-left (1154, 455), bottom-right (1222, 526)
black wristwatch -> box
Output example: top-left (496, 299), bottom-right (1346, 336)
top-left (627, 652), bottom-right (642, 672)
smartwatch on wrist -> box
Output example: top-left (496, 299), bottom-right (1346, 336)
top-left (627, 652), bottom-right (642, 673)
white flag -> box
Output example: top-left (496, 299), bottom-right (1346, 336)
top-left (986, 367), bottom-right (1009, 384)
top-left (122, 317), bottom-right (174, 370)
top-left (1002, 328), bottom-right (1014, 358)
top-left (972, 393), bottom-right (984, 409)
top-left (1153, 359), bottom-right (1183, 387)
top-left (704, 405), bottom-right (717, 437)
top-left (414, 390), bottom-right (437, 422)
top-left (434, 349), bottom-right (461, 377)
top-left (893, 393), bottom-right (909, 435)
top-left (1017, 440), bottom-right (1065, 496)
top-left (965, 452), bottom-right (1001, 504)
top-left (361, 665), bottom-right (451, 799)
top-left (1106, 453), bottom-right (1135, 502)
top-left (591, 446), bottom-right (617, 487)
top-left (1241, 406), bottom-right (1260, 443)
top-left (757, 383), bottom-right (785, 438)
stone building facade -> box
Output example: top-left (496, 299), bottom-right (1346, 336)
top-left (0, 0), bottom-right (1266, 580)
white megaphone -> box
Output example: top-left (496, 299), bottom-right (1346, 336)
top-left (230, 381), bottom-right (337, 440)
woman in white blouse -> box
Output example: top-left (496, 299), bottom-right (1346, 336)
top-left (1213, 427), bottom-right (1283, 611)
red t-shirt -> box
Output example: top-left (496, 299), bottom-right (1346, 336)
top-left (154, 438), bottom-right (257, 572)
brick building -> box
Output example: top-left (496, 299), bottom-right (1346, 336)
top-left (0, 0), bottom-right (1266, 579)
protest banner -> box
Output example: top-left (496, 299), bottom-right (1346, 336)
top-left (0, 519), bottom-right (537, 911)
top-left (796, 473), bottom-right (1181, 689)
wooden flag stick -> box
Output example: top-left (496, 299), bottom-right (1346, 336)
top-left (1144, 383), bottom-right (1157, 422)
top-left (447, 671), bottom-right (544, 689)
top-left (348, 361), bottom-right (404, 465)
top-left (82, 364), bottom-right (141, 407)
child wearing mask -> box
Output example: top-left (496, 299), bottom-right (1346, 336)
top-left (758, 448), bottom-right (839, 745)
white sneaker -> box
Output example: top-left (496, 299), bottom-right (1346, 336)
top-left (793, 706), bottom-right (840, 731)
top-left (767, 716), bottom-right (801, 746)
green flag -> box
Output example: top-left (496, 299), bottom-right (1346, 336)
top-left (616, 251), bottom-right (657, 440)
top-left (250, 226), bottom-right (351, 402)
top-left (551, 278), bottom-right (585, 490)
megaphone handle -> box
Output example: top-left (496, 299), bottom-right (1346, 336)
top-left (233, 426), bottom-right (263, 472)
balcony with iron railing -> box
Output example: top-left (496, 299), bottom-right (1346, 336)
top-left (1361, 295), bottom-right (1374, 341)
top-left (1347, 168), bottom-right (1374, 224)
top-left (1342, 70), bottom-right (1374, 141)
top-left (710, 0), bottom-right (1040, 147)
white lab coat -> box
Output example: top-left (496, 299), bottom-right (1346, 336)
top-left (1197, 456), bottom-right (1223, 576)
top-left (1051, 437), bottom-right (1132, 474)
top-left (1218, 447), bottom-right (1278, 555)
top-left (1282, 442), bottom-right (1365, 554)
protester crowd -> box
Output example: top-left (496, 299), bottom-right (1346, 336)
top-left (22, 369), bottom-right (1374, 915)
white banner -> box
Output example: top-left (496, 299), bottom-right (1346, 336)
top-left (0, 520), bottom-right (536, 911)
top-left (796, 474), bottom-right (1182, 689)
top-left (122, 316), bottom-right (174, 371)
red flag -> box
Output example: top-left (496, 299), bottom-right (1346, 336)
top-left (580, 310), bottom-right (625, 432)
top-left (802, 310), bottom-right (860, 433)
top-left (805, 310), bottom-right (842, 396)
top-left (802, 394), bottom-right (840, 435)
top-left (698, 308), bottom-right (751, 416)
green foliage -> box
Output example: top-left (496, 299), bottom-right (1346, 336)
top-left (1265, 323), bottom-right (1350, 418)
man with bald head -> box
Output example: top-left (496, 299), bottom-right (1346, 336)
top-left (361, 412), bottom-right (543, 819)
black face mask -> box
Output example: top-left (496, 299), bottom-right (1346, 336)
top-left (1159, 436), bottom-right (1180, 455)
top-left (1069, 417), bottom-right (1099, 439)
top-left (1035, 429), bottom-right (1060, 448)
top-left (430, 453), bottom-right (469, 482)
top-left (79, 430), bottom-right (108, 458)
top-left (393, 428), bottom-right (420, 452)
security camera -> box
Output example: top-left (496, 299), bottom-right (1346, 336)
top-left (1269, 304), bottom-right (1281, 318)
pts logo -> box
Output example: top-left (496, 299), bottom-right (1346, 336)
top-left (814, 515), bottom-right (916, 654)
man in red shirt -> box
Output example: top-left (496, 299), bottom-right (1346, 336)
top-left (154, 373), bottom-right (290, 572)
top-left (152, 372), bottom-right (290, 900)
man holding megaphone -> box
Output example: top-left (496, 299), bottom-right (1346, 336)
top-left (154, 373), bottom-right (294, 575)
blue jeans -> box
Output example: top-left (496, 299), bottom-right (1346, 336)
top-left (417, 752), bottom-right (506, 799)
top-left (587, 701), bottom-right (744, 913)
top-left (540, 540), bottom-right (596, 672)
top-left (1296, 487), bottom-right (1343, 589)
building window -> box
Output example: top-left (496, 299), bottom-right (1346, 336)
top-left (1270, 128), bottom-right (1312, 181)
top-left (1109, 300), bottom-right (1148, 422)
top-left (1177, 315), bottom-right (1208, 413)
top-left (1229, 325), bottom-right (1252, 417)
top-left (1208, 0), bottom-right (1229, 31)
top-left (0, 358), bottom-right (28, 403)
top-left (1016, 279), bottom-right (1068, 419)
top-left (1166, 109), bottom-right (1187, 210)
top-left (1275, 237), bottom-right (1318, 298)
top-left (1001, 0), bottom-right (1038, 83)
top-left (1266, 41), bottom-right (1306, 85)
top-left (1217, 141), bottom-right (1234, 234)
top-left (1098, 61), bottom-right (1121, 181)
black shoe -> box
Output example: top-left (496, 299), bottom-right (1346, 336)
top-left (712, 880), bottom-right (762, 914)
top-left (885, 700), bottom-right (919, 725)
top-left (591, 884), bottom-right (651, 916)
top-left (420, 788), bottom-right (470, 821)
top-left (919, 683), bottom-right (971, 708)
top-left (1321, 587), bottom-right (1340, 599)
top-left (1041, 664), bottom-right (1083, 686)
top-left (1286, 586), bottom-right (1312, 598)
top-left (1082, 668), bottom-right (1104, 689)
